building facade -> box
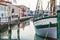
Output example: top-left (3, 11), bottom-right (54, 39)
top-left (19, 5), bottom-right (30, 17)
top-left (0, 1), bottom-right (22, 22)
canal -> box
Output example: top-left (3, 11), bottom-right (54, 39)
top-left (20, 20), bottom-right (57, 40)
top-left (1, 20), bottom-right (54, 40)
top-left (20, 21), bottom-right (44, 40)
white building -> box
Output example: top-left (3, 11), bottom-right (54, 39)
top-left (0, 1), bottom-right (22, 22)
top-left (0, 1), bottom-right (31, 22)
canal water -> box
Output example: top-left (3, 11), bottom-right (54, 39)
top-left (1, 20), bottom-right (50, 40)
top-left (20, 21), bottom-right (44, 40)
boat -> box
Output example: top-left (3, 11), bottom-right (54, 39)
top-left (33, 14), bottom-right (57, 39)
top-left (33, 0), bottom-right (58, 40)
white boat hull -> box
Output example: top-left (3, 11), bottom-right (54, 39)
top-left (35, 27), bottom-right (57, 39)
top-left (34, 17), bottom-right (57, 39)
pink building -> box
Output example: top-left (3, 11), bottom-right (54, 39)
top-left (19, 5), bottom-right (30, 17)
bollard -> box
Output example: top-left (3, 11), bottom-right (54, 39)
top-left (17, 17), bottom-right (20, 40)
top-left (8, 17), bottom-right (12, 40)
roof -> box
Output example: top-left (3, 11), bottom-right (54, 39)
top-left (17, 5), bottom-right (29, 9)
top-left (0, 1), bottom-right (12, 6)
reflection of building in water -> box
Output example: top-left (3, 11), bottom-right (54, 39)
top-left (20, 20), bottom-right (30, 28)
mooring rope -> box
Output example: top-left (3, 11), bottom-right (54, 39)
top-left (44, 22), bottom-right (51, 40)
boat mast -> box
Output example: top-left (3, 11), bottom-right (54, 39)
top-left (35, 0), bottom-right (40, 16)
top-left (50, 0), bottom-right (56, 16)
top-left (45, 1), bottom-right (50, 11)
top-left (35, 0), bottom-right (42, 17)
top-left (59, 0), bottom-right (60, 10)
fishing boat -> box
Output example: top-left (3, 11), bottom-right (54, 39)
top-left (33, 0), bottom-right (58, 40)
top-left (33, 14), bottom-right (57, 39)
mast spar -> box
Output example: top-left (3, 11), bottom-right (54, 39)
top-left (35, 0), bottom-right (43, 17)
top-left (50, 0), bottom-right (56, 16)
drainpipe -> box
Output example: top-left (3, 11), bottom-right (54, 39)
top-left (8, 17), bottom-right (11, 40)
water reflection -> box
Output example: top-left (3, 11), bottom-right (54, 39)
top-left (20, 20), bottom-right (56, 40)
top-left (20, 20), bottom-right (44, 40)
top-left (1, 20), bottom-right (56, 40)
top-left (20, 20), bottom-right (35, 40)
top-left (34, 35), bottom-right (44, 40)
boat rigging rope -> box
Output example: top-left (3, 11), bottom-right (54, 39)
top-left (44, 22), bottom-right (51, 40)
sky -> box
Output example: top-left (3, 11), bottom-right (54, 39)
top-left (16, 0), bottom-right (60, 11)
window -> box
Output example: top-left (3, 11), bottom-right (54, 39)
top-left (12, 9), bottom-right (14, 13)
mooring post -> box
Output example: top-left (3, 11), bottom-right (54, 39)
top-left (57, 10), bottom-right (60, 40)
top-left (8, 17), bottom-right (12, 40)
top-left (0, 17), bottom-right (1, 40)
top-left (0, 32), bottom-right (1, 39)
top-left (7, 4), bottom-right (12, 40)
top-left (0, 33), bottom-right (1, 40)
top-left (17, 8), bottom-right (20, 40)
top-left (17, 16), bottom-right (20, 40)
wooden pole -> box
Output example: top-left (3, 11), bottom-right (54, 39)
top-left (50, 0), bottom-right (56, 16)
top-left (0, 33), bottom-right (1, 40)
top-left (17, 16), bottom-right (20, 40)
top-left (0, 17), bottom-right (1, 40)
top-left (57, 10), bottom-right (60, 40)
top-left (8, 5), bottom-right (12, 40)
top-left (17, 8), bottom-right (20, 40)
top-left (8, 17), bottom-right (11, 40)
